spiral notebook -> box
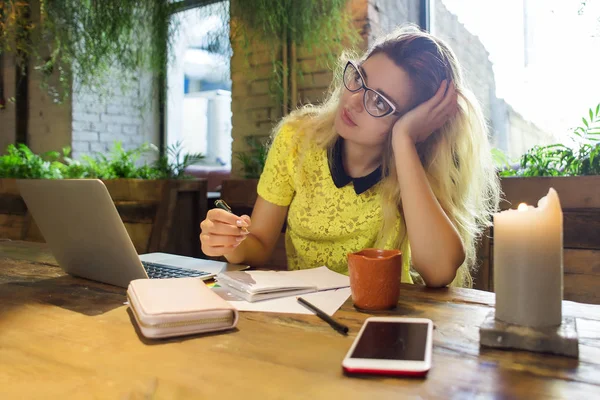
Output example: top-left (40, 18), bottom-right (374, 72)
top-left (215, 266), bottom-right (350, 302)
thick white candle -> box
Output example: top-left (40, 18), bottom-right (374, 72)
top-left (493, 188), bottom-right (563, 327)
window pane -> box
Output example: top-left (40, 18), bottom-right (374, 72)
top-left (434, 0), bottom-right (599, 160)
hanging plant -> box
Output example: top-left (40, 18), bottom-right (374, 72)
top-left (0, 0), bottom-right (359, 104)
top-left (0, 0), bottom-right (173, 103)
top-left (230, 0), bottom-right (360, 103)
top-left (231, 0), bottom-right (357, 51)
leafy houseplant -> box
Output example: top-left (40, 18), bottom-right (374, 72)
top-left (494, 104), bottom-right (600, 177)
top-left (0, 141), bottom-right (204, 180)
top-left (0, 144), bottom-right (65, 179)
top-left (0, 141), bottom-right (207, 258)
top-left (235, 136), bottom-right (269, 179)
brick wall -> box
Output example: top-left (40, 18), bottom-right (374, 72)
top-left (0, 54), bottom-right (16, 153)
top-left (71, 71), bottom-right (159, 160)
top-left (229, 0), bottom-right (369, 177)
top-left (0, 1), bottom-right (161, 163)
top-left (230, 35), bottom-right (282, 177)
top-left (0, 62), bottom-right (158, 160)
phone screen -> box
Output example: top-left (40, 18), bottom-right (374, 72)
top-left (350, 321), bottom-right (428, 361)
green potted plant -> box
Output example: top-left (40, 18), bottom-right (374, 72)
top-left (0, 141), bottom-right (208, 258)
top-left (493, 104), bottom-right (599, 207)
top-left (477, 104), bottom-right (600, 303)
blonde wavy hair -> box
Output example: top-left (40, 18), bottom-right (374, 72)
top-left (271, 25), bottom-right (500, 287)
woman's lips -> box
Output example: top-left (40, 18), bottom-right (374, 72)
top-left (341, 108), bottom-right (357, 127)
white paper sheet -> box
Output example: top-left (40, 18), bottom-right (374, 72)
top-left (213, 286), bottom-right (351, 316)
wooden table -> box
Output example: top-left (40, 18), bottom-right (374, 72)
top-left (1, 240), bottom-right (599, 399)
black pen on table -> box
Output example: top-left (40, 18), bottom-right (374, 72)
top-left (214, 200), bottom-right (249, 233)
top-left (297, 297), bottom-right (349, 336)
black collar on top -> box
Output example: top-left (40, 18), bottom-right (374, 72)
top-left (328, 137), bottom-right (384, 195)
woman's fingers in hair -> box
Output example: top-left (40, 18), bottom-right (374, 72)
top-left (433, 82), bottom-right (458, 120)
top-left (429, 80), bottom-right (449, 109)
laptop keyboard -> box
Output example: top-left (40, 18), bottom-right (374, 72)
top-left (141, 261), bottom-right (212, 279)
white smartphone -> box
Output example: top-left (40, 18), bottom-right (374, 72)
top-left (342, 317), bottom-right (433, 376)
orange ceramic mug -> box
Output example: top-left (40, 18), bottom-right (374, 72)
top-left (347, 248), bottom-right (403, 311)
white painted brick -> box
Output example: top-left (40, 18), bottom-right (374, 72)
top-left (72, 141), bottom-right (91, 152)
top-left (72, 121), bottom-right (93, 131)
top-left (76, 94), bottom-right (99, 104)
top-left (123, 125), bottom-right (139, 135)
top-left (130, 98), bottom-right (144, 108)
top-left (109, 96), bottom-right (132, 106)
top-left (106, 124), bottom-right (123, 134)
top-left (124, 136), bottom-right (141, 144)
top-left (90, 122), bottom-right (107, 133)
top-left (74, 131), bottom-right (99, 142)
top-left (100, 133), bottom-right (126, 144)
top-left (125, 117), bottom-right (142, 127)
top-left (100, 114), bottom-right (137, 125)
top-left (72, 101), bottom-right (87, 113)
top-left (88, 104), bottom-right (107, 114)
top-left (106, 104), bottom-right (127, 115)
top-left (70, 66), bottom-right (157, 158)
top-left (90, 142), bottom-right (110, 153)
top-left (122, 141), bottom-right (143, 150)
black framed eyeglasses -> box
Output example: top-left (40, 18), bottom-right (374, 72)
top-left (342, 60), bottom-right (398, 118)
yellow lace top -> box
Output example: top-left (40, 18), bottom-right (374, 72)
top-left (257, 124), bottom-right (412, 282)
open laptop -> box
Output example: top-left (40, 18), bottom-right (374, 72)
top-left (17, 179), bottom-right (248, 288)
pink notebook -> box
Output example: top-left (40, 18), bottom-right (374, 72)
top-left (127, 277), bottom-right (239, 339)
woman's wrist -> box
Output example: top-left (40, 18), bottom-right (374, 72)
top-left (224, 240), bottom-right (246, 264)
top-left (392, 130), bottom-right (417, 154)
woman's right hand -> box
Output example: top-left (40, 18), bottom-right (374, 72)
top-left (200, 209), bottom-right (251, 257)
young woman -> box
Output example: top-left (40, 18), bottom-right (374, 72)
top-left (200, 25), bottom-right (500, 288)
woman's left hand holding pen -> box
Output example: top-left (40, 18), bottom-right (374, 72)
top-left (200, 208), bottom-right (251, 257)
